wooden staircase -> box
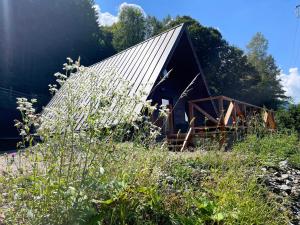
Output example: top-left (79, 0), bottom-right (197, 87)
top-left (167, 127), bottom-right (193, 151)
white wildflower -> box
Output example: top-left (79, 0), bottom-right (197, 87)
top-left (99, 167), bottom-right (105, 175)
top-left (20, 129), bottom-right (26, 136)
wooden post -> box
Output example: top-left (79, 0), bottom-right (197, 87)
top-left (263, 111), bottom-right (276, 130)
top-left (181, 127), bottom-right (193, 152)
top-left (193, 104), bottom-right (219, 124)
top-left (219, 97), bottom-right (226, 149)
top-left (188, 102), bottom-right (195, 133)
top-left (232, 101), bottom-right (237, 124)
top-left (224, 102), bottom-right (234, 126)
top-left (167, 104), bottom-right (174, 134)
top-left (218, 96), bottom-right (224, 126)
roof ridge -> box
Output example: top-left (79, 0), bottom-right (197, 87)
top-left (87, 23), bottom-right (185, 69)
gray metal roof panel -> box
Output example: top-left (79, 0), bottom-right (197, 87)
top-left (44, 24), bottom-right (186, 129)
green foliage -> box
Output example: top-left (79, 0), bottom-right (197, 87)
top-left (289, 153), bottom-right (300, 169)
top-left (246, 32), bottom-right (286, 109)
top-left (0, 59), bottom-right (167, 225)
top-left (99, 26), bottom-right (117, 58)
top-left (163, 16), bottom-right (265, 106)
top-left (108, 13), bottom-right (286, 109)
top-left (145, 16), bottom-right (165, 38)
top-left (112, 5), bottom-right (147, 51)
top-left (1, 0), bottom-right (106, 94)
top-left (276, 104), bottom-right (300, 133)
top-left (0, 0), bottom-right (110, 140)
top-left (234, 132), bottom-right (299, 167)
top-left (0, 136), bottom-right (292, 224)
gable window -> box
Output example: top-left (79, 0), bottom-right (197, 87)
top-left (161, 98), bottom-right (169, 106)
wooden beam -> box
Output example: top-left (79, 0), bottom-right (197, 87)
top-left (268, 112), bottom-right (276, 130)
top-left (188, 102), bottom-right (194, 127)
top-left (234, 103), bottom-right (242, 116)
top-left (167, 104), bottom-right (174, 134)
top-left (224, 102), bottom-right (234, 125)
top-left (263, 111), bottom-right (268, 123)
top-left (221, 96), bottom-right (268, 111)
top-left (218, 96), bottom-right (224, 125)
top-left (192, 103), bottom-right (219, 124)
top-left (181, 127), bottom-right (193, 151)
top-left (234, 103), bottom-right (245, 123)
top-left (191, 95), bottom-right (274, 113)
top-left (190, 96), bottom-right (223, 103)
top-left (263, 111), bottom-right (276, 130)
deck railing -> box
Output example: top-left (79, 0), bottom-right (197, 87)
top-left (188, 95), bottom-right (276, 132)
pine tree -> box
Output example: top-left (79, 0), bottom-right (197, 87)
top-left (247, 32), bottom-right (286, 109)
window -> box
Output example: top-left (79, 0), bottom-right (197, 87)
top-left (161, 99), bottom-right (169, 106)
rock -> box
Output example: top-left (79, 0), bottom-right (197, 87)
top-left (282, 174), bottom-right (289, 179)
top-left (272, 186), bottom-right (281, 194)
top-left (279, 160), bottom-right (288, 168)
top-left (274, 171), bottom-right (281, 177)
top-left (261, 167), bottom-right (267, 172)
top-left (261, 161), bottom-right (300, 223)
top-left (291, 188), bottom-right (300, 197)
top-left (280, 185), bottom-right (292, 195)
top-left (166, 176), bottom-right (175, 184)
top-left (275, 177), bottom-right (285, 184)
top-left (276, 196), bottom-right (284, 204)
top-left (281, 191), bottom-right (289, 197)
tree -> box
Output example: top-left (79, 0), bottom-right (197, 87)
top-left (112, 5), bottom-right (146, 51)
top-left (0, 0), bottom-right (106, 140)
top-left (276, 104), bottom-right (300, 133)
top-left (214, 45), bottom-right (261, 103)
top-left (246, 33), bottom-right (286, 109)
top-left (145, 16), bottom-right (164, 38)
top-left (99, 26), bottom-right (117, 58)
top-left (0, 0), bottom-right (106, 96)
top-left (163, 16), bottom-right (261, 104)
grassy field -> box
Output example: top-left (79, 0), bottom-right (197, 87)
top-left (1, 132), bottom-right (299, 225)
top-left (1, 61), bottom-right (299, 224)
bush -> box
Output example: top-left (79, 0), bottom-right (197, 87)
top-left (0, 59), bottom-right (167, 225)
top-left (289, 153), bottom-right (300, 169)
top-left (234, 132), bottom-right (299, 167)
top-left (276, 104), bottom-right (300, 133)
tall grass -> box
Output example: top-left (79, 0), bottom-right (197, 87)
top-left (0, 58), bottom-right (294, 224)
top-left (0, 58), bottom-right (167, 225)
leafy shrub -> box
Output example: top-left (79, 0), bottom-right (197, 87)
top-left (276, 104), bottom-right (300, 133)
top-left (234, 132), bottom-right (299, 166)
top-left (0, 58), bottom-right (167, 225)
top-left (289, 153), bottom-right (300, 169)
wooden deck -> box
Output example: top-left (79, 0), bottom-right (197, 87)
top-left (167, 96), bottom-right (276, 151)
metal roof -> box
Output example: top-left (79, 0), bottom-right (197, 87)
top-left (44, 24), bottom-right (193, 129)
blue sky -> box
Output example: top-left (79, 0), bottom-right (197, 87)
top-left (95, 0), bottom-right (300, 103)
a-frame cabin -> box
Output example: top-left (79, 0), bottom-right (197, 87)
top-left (46, 23), bottom-right (276, 150)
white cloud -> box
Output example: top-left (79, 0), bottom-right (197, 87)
top-left (279, 67), bottom-right (300, 103)
top-left (119, 2), bottom-right (146, 16)
top-left (93, 4), bottom-right (118, 26)
top-left (93, 2), bottom-right (145, 27)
